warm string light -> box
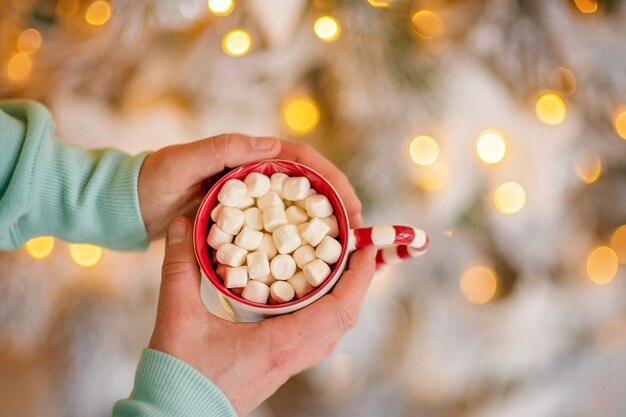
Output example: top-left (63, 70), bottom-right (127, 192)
top-left (282, 95), bottom-right (320, 134)
top-left (17, 28), bottom-right (42, 55)
top-left (208, 0), bottom-right (234, 16)
top-left (573, 152), bottom-right (602, 184)
top-left (476, 130), bottom-right (506, 165)
top-left (368, 0), bottom-right (391, 7)
top-left (222, 29), bottom-right (252, 57)
top-left (613, 108), bottom-right (626, 140)
top-left (574, 0), bottom-right (598, 13)
top-left (314, 16), bottom-right (341, 42)
top-left (85, 1), bottom-right (111, 26)
top-left (69, 243), bottom-right (103, 267)
top-left (7, 53), bottom-right (32, 83)
top-left (460, 266), bottom-right (498, 305)
top-left (409, 135), bottom-right (439, 166)
top-left (535, 93), bottom-right (567, 125)
top-left (411, 10), bottom-right (444, 39)
top-left (493, 182), bottom-right (526, 214)
top-left (586, 246), bottom-right (618, 285)
top-left (611, 225), bottom-right (626, 264)
top-left (24, 236), bottom-right (55, 259)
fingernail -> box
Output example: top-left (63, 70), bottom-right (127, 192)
top-left (168, 220), bottom-right (187, 246)
top-left (252, 137), bottom-right (276, 150)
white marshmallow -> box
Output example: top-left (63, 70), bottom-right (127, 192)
top-left (237, 195), bottom-right (255, 210)
top-left (303, 259), bottom-right (331, 286)
top-left (315, 236), bottom-right (342, 264)
top-left (247, 251), bottom-right (270, 279)
top-left (300, 218), bottom-right (330, 247)
top-left (206, 224), bottom-right (233, 250)
top-left (305, 194), bottom-right (334, 218)
top-left (234, 226), bottom-right (263, 250)
top-left (273, 224), bottom-right (302, 254)
top-left (253, 274), bottom-right (276, 286)
top-left (288, 271), bottom-right (315, 299)
top-left (270, 172), bottom-right (289, 197)
top-left (210, 204), bottom-right (224, 222)
top-left (282, 177), bottom-right (311, 201)
top-left (257, 233), bottom-right (278, 260)
top-left (270, 281), bottom-right (295, 303)
top-left (270, 254), bottom-right (297, 280)
top-left (293, 244), bottom-right (316, 269)
top-left (216, 207), bottom-right (245, 235)
top-left (242, 280), bottom-right (270, 304)
top-left (218, 179), bottom-right (247, 207)
top-left (244, 207), bottom-right (263, 230)
top-left (321, 215), bottom-right (339, 238)
top-left (263, 206), bottom-right (288, 232)
top-left (257, 191), bottom-right (285, 211)
top-left (294, 189), bottom-right (317, 209)
top-left (223, 266), bottom-right (248, 288)
top-left (216, 243), bottom-right (247, 267)
top-left (244, 173), bottom-right (271, 197)
top-left (285, 205), bottom-right (309, 225)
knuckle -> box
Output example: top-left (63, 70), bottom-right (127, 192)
top-left (162, 259), bottom-right (195, 280)
top-left (334, 299), bottom-right (360, 331)
top-left (210, 134), bottom-right (233, 161)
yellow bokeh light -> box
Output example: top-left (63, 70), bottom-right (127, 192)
top-left (573, 152), bottom-right (602, 184)
top-left (222, 29), bottom-right (252, 57)
top-left (614, 108), bottom-right (626, 140)
top-left (549, 67), bottom-right (576, 96)
top-left (493, 182), bottom-right (526, 214)
top-left (586, 246), bottom-right (618, 285)
top-left (409, 135), bottom-right (439, 166)
top-left (460, 266), bottom-right (498, 305)
top-left (476, 130), bottom-right (506, 164)
top-left (7, 53), bottom-right (32, 82)
top-left (314, 16), bottom-right (341, 42)
top-left (69, 243), bottom-right (103, 268)
top-left (411, 10), bottom-right (444, 40)
top-left (208, 0), bottom-right (234, 16)
top-left (282, 96), bottom-right (320, 134)
top-left (85, 1), bottom-right (111, 26)
top-left (24, 236), bottom-right (55, 259)
top-left (535, 93), bottom-right (567, 125)
top-left (17, 28), bottom-right (42, 55)
top-left (611, 225), bottom-right (626, 264)
top-left (368, 0), bottom-right (390, 7)
top-left (574, 0), bottom-right (598, 13)
top-left (415, 161), bottom-right (449, 192)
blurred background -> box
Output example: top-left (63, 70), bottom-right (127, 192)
top-left (2, 0), bottom-right (626, 416)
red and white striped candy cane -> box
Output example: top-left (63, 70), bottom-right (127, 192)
top-left (348, 225), bottom-right (429, 266)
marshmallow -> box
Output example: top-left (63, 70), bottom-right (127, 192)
top-left (300, 218), bottom-right (330, 247)
top-left (210, 204), bottom-right (224, 222)
top-left (294, 189), bottom-right (317, 209)
top-left (253, 274), bottom-right (276, 286)
top-left (216, 207), bottom-right (245, 235)
top-left (282, 177), bottom-right (311, 201)
top-left (206, 224), bottom-right (233, 249)
top-left (288, 271), bottom-right (315, 299)
top-left (242, 280), bottom-right (270, 304)
top-left (293, 244), bottom-right (316, 269)
top-left (237, 195), bottom-right (255, 210)
top-left (215, 263), bottom-right (227, 278)
top-left (244, 173), bottom-right (271, 197)
top-left (305, 194), bottom-right (334, 218)
top-left (235, 226), bottom-right (263, 250)
top-left (223, 266), bottom-right (248, 288)
top-left (216, 243), bottom-right (247, 267)
top-left (257, 233), bottom-right (278, 260)
top-left (303, 259), bottom-right (331, 286)
top-left (270, 254), bottom-right (297, 280)
top-left (263, 206), bottom-right (288, 232)
top-left (286, 205), bottom-right (309, 225)
top-left (270, 281), bottom-right (295, 303)
top-left (270, 172), bottom-right (289, 197)
top-left (218, 179), bottom-right (247, 207)
top-left (273, 224), bottom-right (302, 254)
top-left (247, 251), bottom-right (270, 279)
top-left (315, 236), bottom-right (342, 264)
top-left (321, 215), bottom-right (339, 238)
top-left (257, 191), bottom-right (285, 211)
top-left (244, 207), bottom-right (264, 230)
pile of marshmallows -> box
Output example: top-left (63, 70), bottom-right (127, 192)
top-left (207, 172), bottom-right (343, 305)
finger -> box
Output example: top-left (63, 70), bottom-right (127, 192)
top-left (277, 141), bottom-right (363, 227)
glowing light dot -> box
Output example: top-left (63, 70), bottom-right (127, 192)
top-left (69, 243), bottom-right (103, 267)
top-left (314, 16), bottom-right (341, 42)
top-left (368, 0), bottom-right (390, 7)
top-left (549, 67), bottom-right (576, 96)
top-left (411, 10), bottom-right (444, 39)
top-left (476, 130), bottom-right (506, 164)
top-left (614, 108), bottom-right (626, 140)
top-left (7, 53), bottom-right (32, 82)
top-left (493, 182), bottom-right (526, 214)
top-left (17, 29), bottom-right (42, 55)
top-left (85, 1), bottom-right (111, 26)
top-left (282, 96), bottom-right (320, 134)
top-left (24, 236), bottom-right (55, 259)
top-left (415, 161), bottom-right (449, 192)
top-left (222, 29), bottom-right (251, 57)
top-left (535, 93), bottom-right (567, 125)
top-left (460, 266), bottom-right (498, 305)
top-left (586, 246), bottom-right (618, 285)
top-left (573, 152), bottom-right (602, 184)
top-left (409, 135), bottom-right (439, 166)
top-left (574, 0), bottom-right (598, 13)
top-left (208, 0), bottom-right (234, 15)
top-left (611, 225), bottom-right (626, 264)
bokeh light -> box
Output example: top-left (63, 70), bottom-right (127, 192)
top-left (549, 67), bottom-right (576, 96)
top-left (85, 1), bottom-right (111, 26)
top-left (24, 236), bottom-right (55, 259)
top-left (208, 0), bottom-right (234, 16)
top-left (222, 29), bottom-right (252, 57)
top-left (574, 0), bottom-right (598, 13)
top-left (493, 182), bottom-right (526, 214)
top-left (409, 135), bottom-right (439, 166)
top-left (314, 16), bottom-right (341, 42)
top-left (573, 152), bottom-right (602, 184)
top-left (7, 53), bottom-right (32, 82)
top-left (411, 10), bottom-right (444, 39)
top-left (614, 108), bottom-right (626, 140)
top-left (460, 266), bottom-right (498, 305)
top-left (535, 93), bottom-right (567, 125)
top-left (586, 246), bottom-right (618, 285)
top-left (69, 243), bottom-right (103, 267)
top-left (17, 28), bottom-right (42, 55)
top-left (368, 0), bottom-right (391, 7)
top-left (476, 130), bottom-right (506, 164)
top-left (415, 161), bottom-right (449, 192)
top-left (611, 225), bottom-right (626, 264)
top-left (282, 96), bottom-right (320, 134)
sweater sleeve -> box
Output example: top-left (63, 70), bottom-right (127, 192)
top-left (113, 349), bottom-right (238, 417)
top-left (0, 99), bottom-right (150, 251)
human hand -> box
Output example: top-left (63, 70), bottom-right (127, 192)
top-left (149, 217), bottom-right (377, 416)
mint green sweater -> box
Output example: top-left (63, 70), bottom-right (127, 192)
top-left (0, 100), bottom-right (237, 417)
